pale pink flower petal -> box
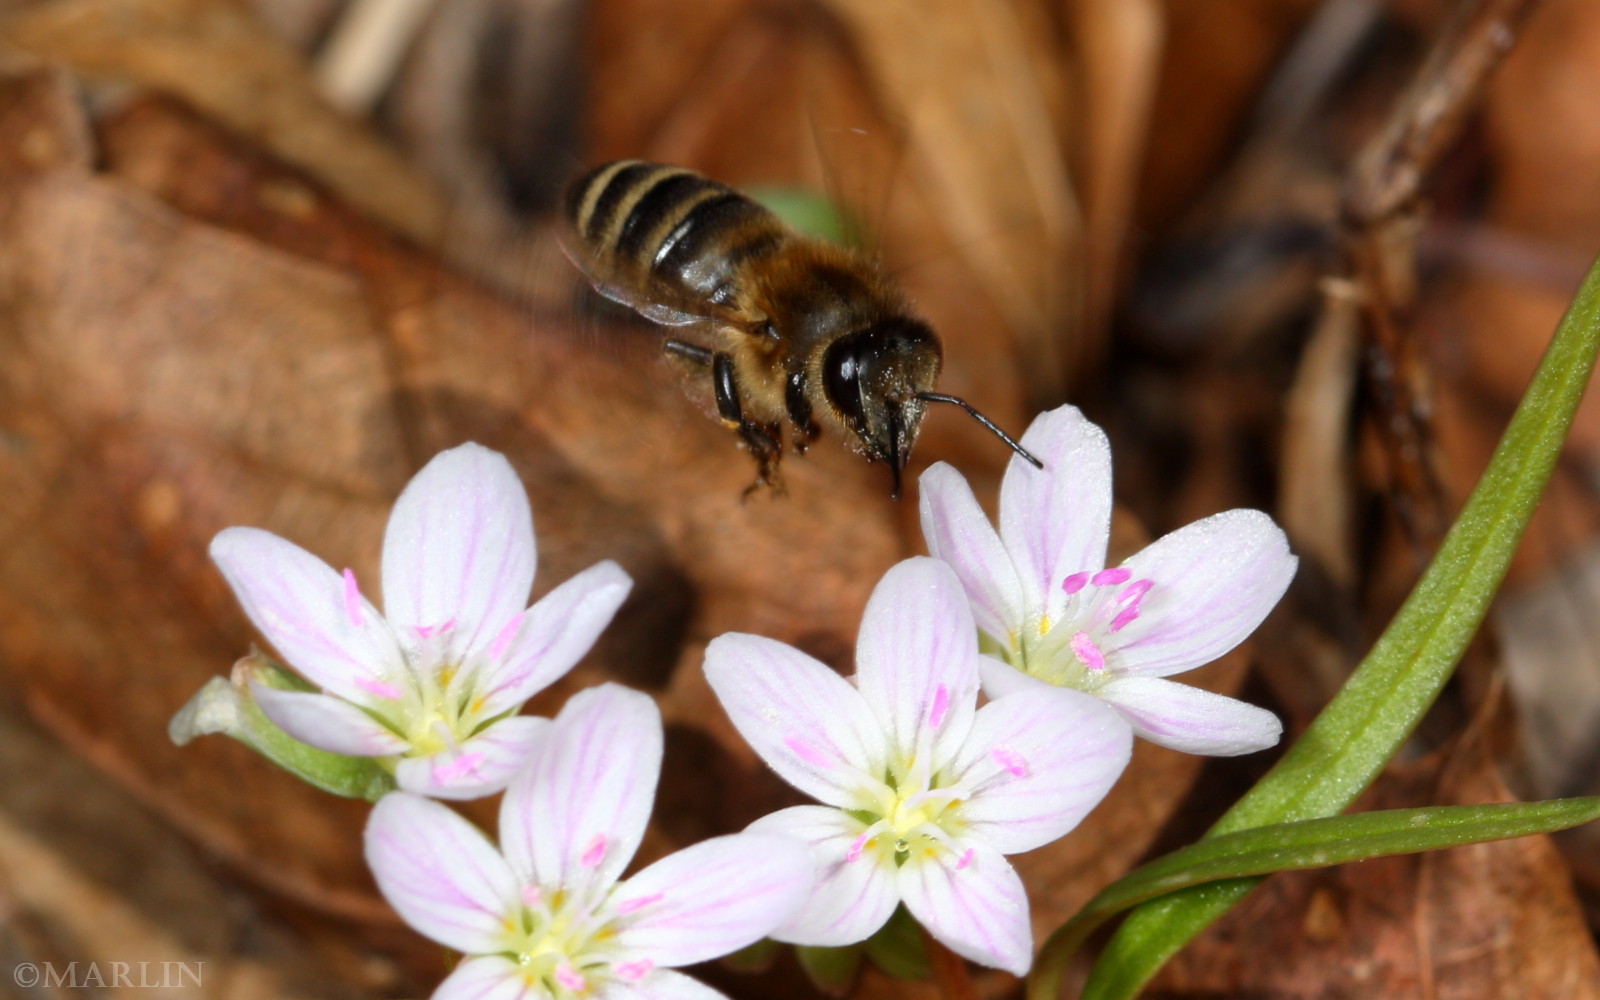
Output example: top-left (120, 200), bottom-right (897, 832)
top-left (433, 956), bottom-right (536, 1000)
top-left (250, 684), bottom-right (409, 757)
top-left (978, 655), bottom-right (1049, 699)
top-left (950, 690), bottom-right (1131, 854)
top-left (897, 843), bottom-right (1031, 976)
top-left (704, 635), bottom-right (885, 807)
top-left (595, 968), bottom-right (733, 1000)
top-left (364, 792), bottom-right (518, 955)
top-left (477, 560), bottom-right (633, 717)
top-left (746, 806), bottom-right (899, 947)
top-left (1109, 509), bottom-right (1296, 678)
top-left (210, 527), bottom-right (403, 702)
top-left (998, 406), bottom-right (1113, 628)
top-left (381, 444), bottom-right (536, 661)
top-left (919, 463), bottom-right (1027, 645)
top-left (853, 558), bottom-right (981, 761)
top-left (1098, 676), bottom-right (1282, 756)
top-left (393, 715), bottom-right (550, 800)
top-left (499, 684), bottom-right (659, 892)
top-left (613, 833), bottom-right (814, 967)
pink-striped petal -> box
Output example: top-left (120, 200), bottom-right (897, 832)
top-left (950, 689), bottom-right (1131, 853)
top-left (998, 406), bottom-right (1113, 628)
top-left (612, 833), bottom-right (813, 967)
top-left (897, 842), bottom-right (1031, 976)
top-left (595, 968), bottom-right (731, 1000)
top-left (433, 956), bottom-right (537, 1000)
top-left (977, 655), bottom-right (1052, 700)
top-left (364, 792), bottom-right (518, 955)
top-left (918, 463), bottom-right (1027, 646)
top-left (381, 444), bottom-right (536, 662)
top-left (746, 806), bottom-right (899, 947)
top-left (1108, 509), bottom-right (1296, 678)
top-left (393, 715), bottom-right (550, 800)
top-left (1098, 676), bottom-right (1282, 756)
top-left (499, 684), bottom-right (660, 892)
top-left (853, 558), bottom-right (981, 762)
top-left (703, 634), bottom-right (885, 807)
top-left (477, 560), bottom-right (633, 717)
top-left (250, 684), bottom-right (408, 757)
top-left (210, 527), bottom-right (404, 702)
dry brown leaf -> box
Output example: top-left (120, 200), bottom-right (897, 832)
top-left (1149, 700), bottom-right (1600, 999)
top-left (0, 64), bottom-right (1232, 1000)
top-left (0, 0), bottom-right (446, 243)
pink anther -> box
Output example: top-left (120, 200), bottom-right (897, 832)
top-left (955, 848), bottom-right (975, 870)
top-left (431, 752), bottom-right (485, 782)
top-left (1061, 572), bottom-right (1090, 595)
top-left (990, 745), bottom-right (1028, 777)
top-left (554, 963), bottom-right (585, 992)
top-left (1070, 631), bottom-right (1106, 672)
top-left (615, 960), bottom-right (653, 983)
top-left (1091, 567), bottom-right (1131, 587)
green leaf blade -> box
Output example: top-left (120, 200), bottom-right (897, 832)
top-left (1029, 799), bottom-right (1600, 1000)
top-left (1061, 254), bottom-right (1600, 999)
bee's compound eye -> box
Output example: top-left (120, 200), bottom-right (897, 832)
top-left (822, 331), bottom-right (869, 429)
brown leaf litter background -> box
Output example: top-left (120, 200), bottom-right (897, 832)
top-left (2, 0), bottom-right (1600, 997)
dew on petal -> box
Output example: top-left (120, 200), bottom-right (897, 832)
top-left (617, 892), bottom-right (663, 914)
top-left (1062, 572), bottom-right (1090, 595)
top-left (341, 568), bottom-right (364, 627)
top-left (990, 745), bottom-right (1028, 777)
top-left (1071, 631), bottom-right (1107, 672)
top-left (615, 960), bottom-right (654, 983)
top-left (1091, 567), bottom-right (1131, 587)
top-left (784, 736), bottom-right (832, 768)
top-left (929, 684), bottom-right (950, 729)
top-left (580, 834), bottom-right (607, 868)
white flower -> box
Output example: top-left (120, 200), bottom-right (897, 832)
top-left (365, 684), bottom-right (814, 1000)
top-left (919, 404), bottom-right (1296, 756)
top-left (210, 443), bottom-right (632, 799)
top-left (704, 558), bottom-right (1131, 976)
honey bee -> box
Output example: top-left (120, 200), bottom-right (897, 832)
top-left (561, 160), bottom-right (1040, 496)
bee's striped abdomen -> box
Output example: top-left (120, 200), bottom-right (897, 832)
top-left (565, 161), bottom-right (789, 307)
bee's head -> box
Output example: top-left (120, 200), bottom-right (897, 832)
top-left (820, 318), bottom-right (942, 498)
top-left (820, 318), bottom-right (1045, 499)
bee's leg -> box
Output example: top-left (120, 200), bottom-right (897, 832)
top-left (663, 339), bottom-right (715, 365)
top-left (709, 352), bottom-right (783, 492)
top-left (785, 371), bottom-right (821, 454)
top-left (667, 340), bottom-right (783, 490)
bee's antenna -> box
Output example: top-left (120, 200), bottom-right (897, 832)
top-left (915, 392), bottom-right (1044, 469)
